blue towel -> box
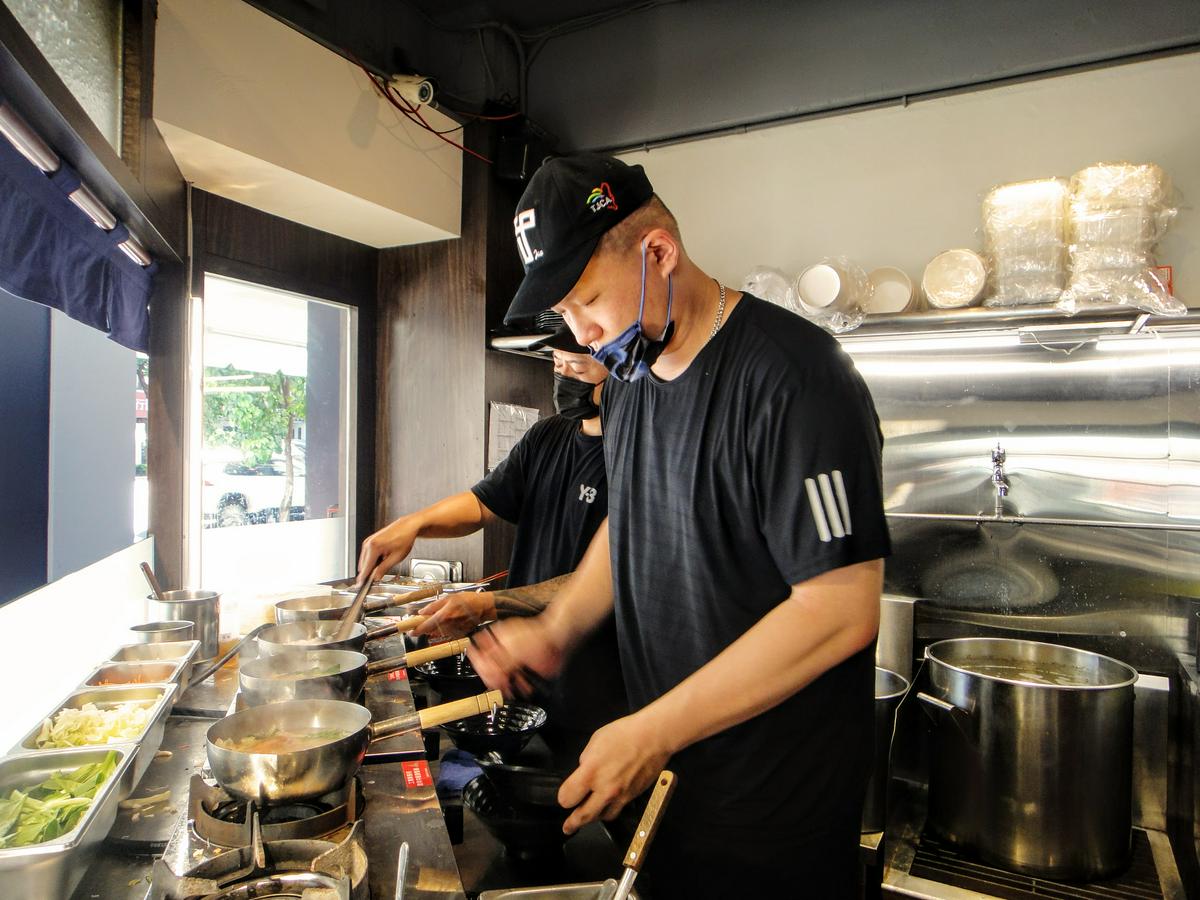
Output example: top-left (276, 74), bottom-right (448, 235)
top-left (436, 749), bottom-right (483, 799)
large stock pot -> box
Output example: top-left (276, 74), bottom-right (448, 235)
top-left (918, 637), bottom-right (1136, 880)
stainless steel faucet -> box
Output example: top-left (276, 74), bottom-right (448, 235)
top-left (991, 444), bottom-right (1009, 516)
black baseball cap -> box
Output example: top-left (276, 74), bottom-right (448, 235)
top-left (531, 326), bottom-right (589, 354)
top-left (505, 153), bottom-right (654, 326)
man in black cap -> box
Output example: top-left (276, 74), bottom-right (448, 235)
top-left (357, 336), bottom-right (626, 764)
top-left (468, 154), bottom-right (890, 898)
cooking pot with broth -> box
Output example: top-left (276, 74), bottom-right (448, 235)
top-left (918, 637), bottom-right (1136, 880)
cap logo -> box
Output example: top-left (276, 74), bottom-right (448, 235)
top-left (514, 208), bottom-right (543, 266)
top-left (586, 182), bottom-right (618, 214)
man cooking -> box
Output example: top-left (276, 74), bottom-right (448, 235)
top-left (357, 341), bottom-right (627, 765)
top-left (468, 154), bottom-right (890, 898)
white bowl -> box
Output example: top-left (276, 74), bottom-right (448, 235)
top-left (865, 267), bottom-right (914, 315)
top-left (922, 249), bottom-right (987, 309)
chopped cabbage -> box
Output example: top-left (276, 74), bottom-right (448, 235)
top-left (34, 701), bottom-right (156, 749)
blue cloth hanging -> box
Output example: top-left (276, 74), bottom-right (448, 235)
top-left (0, 106), bottom-right (154, 352)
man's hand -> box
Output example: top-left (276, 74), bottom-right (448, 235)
top-left (466, 617), bottom-right (567, 699)
top-left (557, 712), bottom-right (672, 834)
top-left (412, 592), bottom-right (496, 638)
top-left (357, 517), bottom-right (419, 586)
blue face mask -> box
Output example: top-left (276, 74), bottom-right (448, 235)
top-left (591, 242), bottom-right (674, 382)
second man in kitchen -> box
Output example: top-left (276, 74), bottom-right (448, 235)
top-left (357, 340), bottom-right (626, 765)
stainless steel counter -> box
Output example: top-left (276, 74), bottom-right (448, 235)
top-left (68, 625), bottom-right (469, 900)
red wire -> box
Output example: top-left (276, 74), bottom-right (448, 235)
top-left (362, 67), bottom-right (492, 164)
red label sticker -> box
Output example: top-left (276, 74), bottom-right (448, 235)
top-left (401, 760), bottom-right (433, 789)
top-left (387, 668), bottom-right (408, 681)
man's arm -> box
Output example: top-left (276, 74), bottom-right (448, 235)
top-left (358, 491), bottom-right (496, 584)
top-left (467, 519), bottom-right (617, 694)
top-left (491, 573), bottom-right (573, 616)
top-left (557, 557), bottom-right (882, 833)
top-left (411, 573), bottom-right (575, 638)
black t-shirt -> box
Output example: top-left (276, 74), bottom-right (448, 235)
top-left (601, 294), bottom-right (891, 846)
top-left (472, 415), bottom-right (627, 746)
top-left (472, 414), bottom-right (608, 588)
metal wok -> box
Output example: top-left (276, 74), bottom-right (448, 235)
top-left (239, 639), bottom-right (469, 706)
top-left (256, 617), bottom-right (426, 656)
top-left (207, 690), bottom-right (503, 802)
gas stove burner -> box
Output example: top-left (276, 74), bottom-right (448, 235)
top-left (201, 871), bottom-right (345, 899)
top-left (190, 775), bottom-right (362, 848)
top-left (210, 798), bottom-right (330, 826)
top-left (150, 818), bottom-right (368, 900)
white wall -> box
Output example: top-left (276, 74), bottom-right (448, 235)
top-left (620, 53), bottom-right (1199, 307)
top-left (155, 0), bottom-right (463, 248)
top-left (48, 310), bottom-right (134, 581)
top-left (0, 539), bottom-right (152, 750)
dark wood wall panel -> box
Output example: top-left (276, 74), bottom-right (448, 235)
top-left (191, 191), bottom-right (379, 557)
top-left (376, 125), bottom-right (551, 582)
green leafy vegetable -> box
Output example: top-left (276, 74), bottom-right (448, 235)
top-left (0, 751), bottom-right (118, 848)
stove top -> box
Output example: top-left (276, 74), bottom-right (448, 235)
top-left (189, 774), bottom-right (363, 848)
top-left (149, 818), bottom-right (369, 900)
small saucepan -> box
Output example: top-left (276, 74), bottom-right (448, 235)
top-left (239, 639), bottom-right (470, 706)
top-left (274, 583), bottom-right (444, 625)
top-left (256, 617), bottom-right (426, 657)
top-left (207, 690), bottom-right (504, 802)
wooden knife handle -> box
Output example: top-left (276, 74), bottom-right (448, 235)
top-left (624, 770), bottom-right (677, 872)
top-left (418, 690), bottom-right (504, 729)
top-left (403, 638), bottom-right (469, 667)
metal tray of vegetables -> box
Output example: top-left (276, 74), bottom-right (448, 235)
top-left (105, 639), bottom-right (200, 689)
top-left (10, 683), bottom-right (178, 785)
top-left (0, 745), bottom-right (137, 900)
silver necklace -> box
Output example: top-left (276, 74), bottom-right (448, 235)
top-left (709, 281), bottom-right (727, 340)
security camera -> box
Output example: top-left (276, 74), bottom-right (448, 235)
top-left (390, 74), bottom-right (435, 107)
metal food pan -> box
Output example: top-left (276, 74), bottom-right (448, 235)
top-left (478, 886), bottom-right (640, 900)
top-left (11, 683), bottom-right (178, 785)
top-left (0, 744), bottom-right (138, 900)
top-left (83, 660), bottom-right (183, 689)
top-left (107, 639), bottom-right (200, 687)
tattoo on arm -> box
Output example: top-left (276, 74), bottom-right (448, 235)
top-left (492, 574), bottom-right (573, 617)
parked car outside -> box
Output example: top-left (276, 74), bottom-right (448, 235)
top-left (202, 454), bottom-right (306, 527)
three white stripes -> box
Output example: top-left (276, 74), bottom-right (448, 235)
top-left (804, 470), bottom-right (852, 543)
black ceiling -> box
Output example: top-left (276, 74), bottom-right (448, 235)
top-left (243, 0), bottom-right (1200, 154)
top-left (404, 1), bottom-right (647, 33)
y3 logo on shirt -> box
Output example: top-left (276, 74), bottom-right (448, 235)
top-left (578, 484), bottom-right (598, 504)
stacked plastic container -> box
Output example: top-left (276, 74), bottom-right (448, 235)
top-left (982, 178), bottom-right (1069, 307)
top-left (1059, 163), bottom-right (1182, 315)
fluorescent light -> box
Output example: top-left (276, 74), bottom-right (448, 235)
top-left (840, 334), bottom-right (1021, 354)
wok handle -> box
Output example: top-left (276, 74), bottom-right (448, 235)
top-left (365, 616), bottom-right (427, 641)
top-left (368, 690), bottom-right (504, 741)
top-left (363, 583), bottom-right (443, 615)
top-left (419, 690), bottom-right (505, 730)
top-left (623, 770), bottom-right (677, 873)
top-left (404, 638), bottom-right (470, 667)
top-left (363, 639), bottom-right (468, 676)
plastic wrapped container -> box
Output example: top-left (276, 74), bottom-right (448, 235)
top-left (741, 266), bottom-right (800, 313)
top-left (1059, 162), bottom-right (1182, 315)
top-left (982, 178), bottom-right (1068, 307)
top-left (922, 249), bottom-right (987, 309)
top-left (794, 258), bottom-right (870, 332)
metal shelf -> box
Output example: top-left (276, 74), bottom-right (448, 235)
top-left (488, 303), bottom-right (1199, 360)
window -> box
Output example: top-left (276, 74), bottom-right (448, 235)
top-left (191, 275), bottom-right (356, 592)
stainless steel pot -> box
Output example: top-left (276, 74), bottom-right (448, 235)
top-left (130, 620), bottom-right (194, 643)
top-left (150, 590), bottom-right (220, 660)
top-left (918, 637), bottom-right (1136, 880)
top-left (862, 667), bottom-right (908, 833)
